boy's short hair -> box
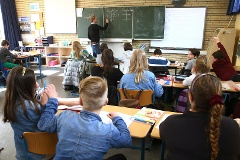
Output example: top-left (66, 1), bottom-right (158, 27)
top-left (79, 76), bottom-right (108, 111)
top-left (1, 40), bottom-right (9, 46)
top-left (212, 50), bottom-right (225, 60)
top-left (154, 48), bottom-right (162, 55)
top-left (189, 48), bottom-right (200, 58)
top-left (90, 15), bottom-right (96, 22)
top-left (124, 43), bottom-right (132, 51)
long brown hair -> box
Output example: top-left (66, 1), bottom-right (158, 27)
top-left (129, 49), bottom-right (148, 84)
top-left (101, 49), bottom-right (114, 77)
top-left (3, 66), bottom-right (40, 123)
top-left (195, 56), bottom-right (210, 74)
top-left (72, 41), bottom-right (82, 59)
top-left (190, 74), bottom-right (223, 160)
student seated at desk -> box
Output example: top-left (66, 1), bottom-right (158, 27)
top-left (0, 40), bottom-right (19, 68)
top-left (184, 48), bottom-right (200, 70)
top-left (177, 56), bottom-right (211, 112)
top-left (212, 36), bottom-right (237, 81)
top-left (148, 48), bottom-right (170, 66)
top-left (122, 43), bottom-right (133, 74)
top-left (160, 74), bottom-right (240, 160)
top-left (148, 48), bottom-right (170, 76)
top-left (3, 66), bottom-right (54, 160)
top-left (92, 49), bottom-right (123, 105)
top-left (38, 76), bottom-right (132, 160)
top-left (91, 49), bottom-right (123, 88)
top-left (96, 42), bottom-right (108, 64)
top-left (183, 55), bottom-right (210, 86)
top-left (119, 49), bottom-right (165, 98)
top-left (62, 41), bottom-right (95, 90)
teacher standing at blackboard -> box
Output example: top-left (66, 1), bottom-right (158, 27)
top-left (88, 15), bottom-right (109, 58)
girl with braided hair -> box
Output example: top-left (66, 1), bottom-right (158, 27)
top-left (160, 74), bottom-right (240, 160)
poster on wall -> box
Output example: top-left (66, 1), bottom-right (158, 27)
top-left (18, 17), bottom-right (31, 34)
top-left (30, 3), bottom-right (40, 11)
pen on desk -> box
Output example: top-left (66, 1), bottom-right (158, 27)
top-left (133, 117), bottom-right (154, 125)
top-left (44, 81), bottom-right (46, 90)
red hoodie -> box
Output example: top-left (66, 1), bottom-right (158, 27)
top-left (212, 42), bottom-right (237, 81)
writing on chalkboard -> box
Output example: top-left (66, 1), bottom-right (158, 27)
top-left (77, 6), bottom-right (165, 40)
top-left (104, 7), bottom-right (133, 38)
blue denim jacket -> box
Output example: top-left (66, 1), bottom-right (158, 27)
top-left (10, 100), bottom-right (45, 160)
top-left (119, 70), bottom-right (164, 98)
top-left (38, 98), bottom-right (132, 160)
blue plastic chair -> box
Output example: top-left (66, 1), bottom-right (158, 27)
top-left (0, 62), bottom-right (10, 80)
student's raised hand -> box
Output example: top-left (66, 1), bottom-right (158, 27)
top-left (40, 92), bottom-right (48, 106)
top-left (44, 84), bottom-right (58, 99)
top-left (106, 18), bottom-right (109, 23)
top-left (107, 112), bottom-right (120, 120)
top-left (213, 37), bottom-right (220, 44)
top-left (158, 79), bottom-right (166, 85)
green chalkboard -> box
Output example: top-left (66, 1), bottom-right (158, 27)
top-left (77, 8), bottom-right (104, 38)
top-left (104, 7), bottom-right (133, 38)
top-left (77, 6), bottom-right (165, 39)
top-left (133, 6), bottom-right (165, 39)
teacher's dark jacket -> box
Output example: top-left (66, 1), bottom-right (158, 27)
top-left (212, 42), bottom-right (237, 81)
top-left (88, 23), bottom-right (108, 43)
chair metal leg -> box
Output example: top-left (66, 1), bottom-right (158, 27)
top-left (161, 141), bottom-right (166, 160)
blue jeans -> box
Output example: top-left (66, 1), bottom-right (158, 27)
top-left (91, 44), bottom-right (100, 58)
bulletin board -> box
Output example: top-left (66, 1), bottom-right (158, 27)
top-left (44, 0), bottom-right (76, 33)
top-left (151, 7), bottom-right (207, 49)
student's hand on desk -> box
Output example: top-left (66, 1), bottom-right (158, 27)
top-left (157, 79), bottom-right (166, 85)
top-left (44, 84), bottom-right (58, 99)
top-left (107, 112), bottom-right (119, 120)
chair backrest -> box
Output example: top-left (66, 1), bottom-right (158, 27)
top-left (149, 66), bottom-right (170, 76)
top-left (22, 132), bottom-right (58, 155)
top-left (118, 88), bottom-right (154, 107)
top-left (108, 86), bottom-right (118, 106)
top-left (179, 68), bottom-right (191, 77)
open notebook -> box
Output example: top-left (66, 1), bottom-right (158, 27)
top-left (58, 105), bottom-right (133, 127)
top-left (131, 107), bottom-right (164, 125)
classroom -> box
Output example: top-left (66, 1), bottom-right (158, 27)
top-left (0, 0), bottom-right (240, 160)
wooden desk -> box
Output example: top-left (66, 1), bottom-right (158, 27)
top-left (151, 111), bottom-right (181, 139)
top-left (58, 105), bottom-right (152, 160)
top-left (234, 66), bottom-right (240, 73)
top-left (221, 81), bottom-right (240, 92)
top-left (15, 51), bottom-right (44, 78)
top-left (149, 63), bottom-right (185, 75)
top-left (150, 111), bottom-right (181, 160)
top-left (87, 60), bottom-right (121, 69)
top-left (172, 82), bottom-right (188, 89)
top-left (168, 64), bottom-right (185, 75)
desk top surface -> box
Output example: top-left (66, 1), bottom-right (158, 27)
top-left (57, 105), bottom-right (152, 139)
top-left (151, 111), bottom-right (181, 139)
top-left (12, 51), bottom-right (41, 56)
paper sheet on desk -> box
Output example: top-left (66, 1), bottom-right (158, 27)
top-left (58, 105), bottom-right (82, 111)
top-left (100, 111), bottom-right (133, 127)
top-left (222, 81), bottom-right (240, 91)
top-left (155, 114), bottom-right (172, 129)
